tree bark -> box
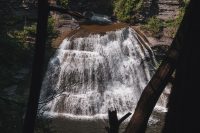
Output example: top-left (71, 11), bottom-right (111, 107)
top-left (22, 0), bottom-right (49, 133)
top-left (163, 0), bottom-right (200, 132)
top-left (108, 110), bottom-right (119, 133)
top-left (106, 110), bottom-right (131, 133)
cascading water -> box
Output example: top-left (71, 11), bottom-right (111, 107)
top-left (39, 27), bottom-right (165, 119)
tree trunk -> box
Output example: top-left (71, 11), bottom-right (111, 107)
top-left (163, 0), bottom-right (200, 132)
top-left (22, 0), bottom-right (49, 133)
top-left (106, 110), bottom-right (131, 133)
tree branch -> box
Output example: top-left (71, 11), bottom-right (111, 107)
top-left (119, 112), bottom-right (132, 125)
top-left (49, 5), bottom-right (85, 19)
top-left (106, 109), bottom-right (131, 133)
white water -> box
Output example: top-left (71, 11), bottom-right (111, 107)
top-left (39, 27), bottom-right (165, 119)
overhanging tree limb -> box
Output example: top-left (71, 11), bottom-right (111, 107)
top-left (49, 5), bottom-right (85, 19)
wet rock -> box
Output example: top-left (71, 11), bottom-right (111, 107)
top-left (83, 12), bottom-right (112, 24)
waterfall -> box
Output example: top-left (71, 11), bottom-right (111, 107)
top-left (39, 27), bottom-right (164, 119)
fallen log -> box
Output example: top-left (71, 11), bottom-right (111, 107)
top-left (49, 5), bottom-right (85, 19)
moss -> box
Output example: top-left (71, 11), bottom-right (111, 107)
top-left (9, 16), bottom-right (58, 48)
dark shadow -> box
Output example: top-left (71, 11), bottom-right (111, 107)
top-left (149, 0), bottom-right (159, 17)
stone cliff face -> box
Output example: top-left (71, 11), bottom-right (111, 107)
top-left (140, 0), bottom-right (180, 21)
top-left (0, 0), bottom-right (182, 47)
top-left (50, 0), bottom-right (181, 23)
top-left (157, 0), bottom-right (180, 20)
top-left (1, 0), bottom-right (180, 22)
top-left (143, 0), bottom-right (182, 46)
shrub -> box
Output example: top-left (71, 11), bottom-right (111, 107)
top-left (57, 0), bottom-right (68, 8)
top-left (164, 0), bottom-right (189, 37)
top-left (10, 16), bottom-right (58, 48)
top-left (47, 17), bottom-right (58, 43)
top-left (142, 17), bottom-right (164, 37)
top-left (114, 0), bottom-right (143, 22)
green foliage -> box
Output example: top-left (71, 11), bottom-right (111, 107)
top-left (47, 17), bottom-right (58, 43)
top-left (11, 23), bottom-right (36, 49)
top-left (0, 16), bottom-right (23, 34)
top-left (114, 0), bottom-right (133, 21)
top-left (10, 16), bottom-right (58, 48)
top-left (163, 1), bottom-right (189, 37)
top-left (0, 16), bottom-right (58, 88)
top-left (180, 0), bottom-right (190, 7)
top-left (114, 0), bottom-right (143, 22)
top-left (142, 17), bottom-right (164, 36)
top-left (57, 0), bottom-right (69, 8)
top-left (141, 0), bottom-right (189, 38)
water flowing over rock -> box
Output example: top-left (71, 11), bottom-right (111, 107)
top-left (39, 27), bottom-right (163, 118)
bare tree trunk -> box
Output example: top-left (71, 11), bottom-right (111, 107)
top-left (106, 110), bottom-right (131, 133)
top-left (163, 0), bottom-right (200, 132)
top-left (22, 0), bottom-right (49, 133)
